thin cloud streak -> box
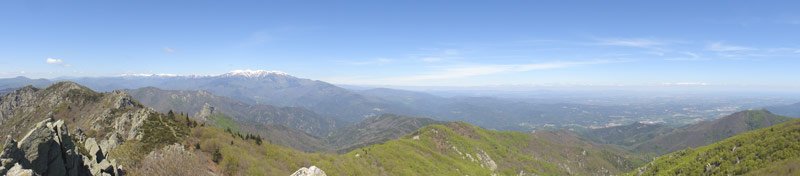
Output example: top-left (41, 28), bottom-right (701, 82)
top-left (339, 60), bottom-right (627, 85)
top-left (342, 58), bottom-right (394, 65)
top-left (163, 47), bottom-right (176, 53)
top-left (707, 42), bottom-right (755, 52)
top-left (595, 38), bottom-right (668, 48)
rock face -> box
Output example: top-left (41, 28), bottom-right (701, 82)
top-left (290, 166), bottom-right (327, 176)
top-left (0, 118), bottom-right (121, 176)
top-left (195, 103), bottom-right (215, 122)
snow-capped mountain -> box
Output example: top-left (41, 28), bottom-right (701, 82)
top-left (118, 69), bottom-right (291, 79)
top-left (220, 69), bottom-right (290, 78)
top-left (119, 73), bottom-right (181, 77)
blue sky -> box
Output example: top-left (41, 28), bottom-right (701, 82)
top-left (1, 1), bottom-right (799, 88)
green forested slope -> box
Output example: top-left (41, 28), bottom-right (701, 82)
top-left (633, 110), bottom-right (789, 155)
top-left (631, 119), bottom-right (800, 175)
top-left (174, 122), bottom-right (643, 175)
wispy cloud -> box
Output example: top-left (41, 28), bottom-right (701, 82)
top-left (342, 58), bottom-right (394, 65)
top-left (46, 58), bottom-right (63, 64)
top-left (390, 59), bottom-right (622, 82)
top-left (706, 42), bottom-right (755, 52)
top-left (163, 47), bottom-right (176, 53)
top-left (661, 82), bottom-right (709, 86)
top-left (45, 58), bottom-right (71, 67)
top-left (420, 57), bottom-right (443, 62)
top-left (664, 52), bottom-right (709, 61)
top-left (413, 48), bottom-right (462, 63)
top-left (595, 38), bottom-right (668, 48)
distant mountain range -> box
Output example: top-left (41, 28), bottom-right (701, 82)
top-left (0, 76), bottom-right (51, 93)
top-left (0, 72), bottom-right (793, 134)
top-left (72, 70), bottom-right (393, 123)
top-left (0, 72), bottom-right (645, 131)
top-left (767, 102), bottom-right (800, 118)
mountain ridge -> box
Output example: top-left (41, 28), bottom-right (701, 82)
top-left (125, 86), bottom-right (340, 137)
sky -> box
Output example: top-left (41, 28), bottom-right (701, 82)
top-left (1, 1), bottom-right (799, 88)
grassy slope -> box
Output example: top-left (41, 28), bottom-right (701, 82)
top-left (185, 122), bottom-right (642, 175)
top-left (633, 110), bottom-right (791, 155)
top-left (630, 119), bottom-right (800, 176)
top-left (208, 113), bottom-right (240, 132)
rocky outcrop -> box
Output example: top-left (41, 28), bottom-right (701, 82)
top-left (81, 137), bottom-right (122, 176)
top-left (0, 137), bottom-right (26, 175)
top-left (194, 103), bottom-right (215, 122)
top-left (476, 150), bottom-right (497, 171)
top-left (290, 166), bottom-right (327, 176)
top-left (0, 118), bottom-right (122, 176)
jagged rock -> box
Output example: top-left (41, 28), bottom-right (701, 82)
top-left (0, 137), bottom-right (26, 175)
top-left (6, 163), bottom-right (33, 176)
top-left (0, 118), bottom-right (82, 175)
top-left (290, 166), bottom-right (327, 176)
top-left (81, 137), bottom-right (123, 175)
top-left (0, 118), bottom-right (122, 176)
top-left (17, 119), bottom-right (74, 175)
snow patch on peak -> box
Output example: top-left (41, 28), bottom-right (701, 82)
top-left (222, 69), bottom-right (290, 78)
